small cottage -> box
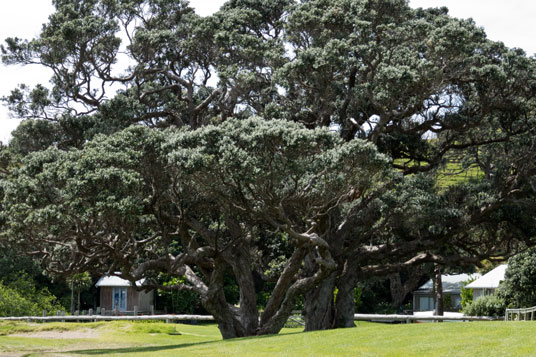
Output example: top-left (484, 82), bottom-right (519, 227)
top-left (465, 264), bottom-right (507, 300)
top-left (412, 273), bottom-right (480, 312)
top-left (95, 275), bottom-right (154, 314)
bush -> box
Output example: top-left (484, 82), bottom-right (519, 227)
top-left (0, 274), bottom-right (64, 317)
top-left (463, 295), bottom-right (506, 317)
top-left (374, 301), bottom-right (396, 314)
top-left (157, 276), bottom-right (203, 314)
top-left (460, 277), bottom-right (477, 310)
top-left (499, 249), bottom-right (536, 308)
top-left (0, 283), bottom-right (36, 316)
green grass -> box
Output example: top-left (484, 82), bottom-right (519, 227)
top-left (394, 157), bottom-right (483, 189)
top-left (1, 320), bottom-right (536, 356)
top-left (436, 161), bottom-right (483, 188)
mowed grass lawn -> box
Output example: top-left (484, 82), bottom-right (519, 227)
top-left (0, 320), bottom-right (535, 356)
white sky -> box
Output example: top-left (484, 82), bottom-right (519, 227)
top-left (0, 0), bottom-right (535, 143)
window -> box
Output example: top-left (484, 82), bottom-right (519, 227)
top-left (113, 287), bottom-right (127, 311)
top-left (419, 296), bottom-right (434, 311)
top-left (484, 288), bottom-right (494, 296)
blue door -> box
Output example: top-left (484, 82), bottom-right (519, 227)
top-left (113, 287), bottom-right (127, 311)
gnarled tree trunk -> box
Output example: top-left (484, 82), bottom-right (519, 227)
top-left (389, 266), bottom-right (425, 309)
top-left (303, 271), bottom-right (336, 331)
top-left (333, 262), bottom-right (359, 328)
top-left (224, 240), bottom-right (259, 336)
top-left (433, 264), bottom-right (444, 317)
top-left (202, 257), bottom-right (257, 339)
top-left (304, 256), bottom-right (359, 330)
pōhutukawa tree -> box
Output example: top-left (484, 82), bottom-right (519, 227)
top-left (3, 118), bottom-right (392, 338)
top-left (302, 115), bottom-right (536, 328)
top-left (275, 0), bottom-right (536, 329)
top-left (1, 0), bottom-right (291, 146)
top-left (5, 0), bottom-right (533, 155)
top-left (3, 0), bottom-right (536, 335)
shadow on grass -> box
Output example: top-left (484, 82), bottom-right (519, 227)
top-left (65, 341), bottom-right (220, 355)
top-left (65, 330), bottom-right (305, 355)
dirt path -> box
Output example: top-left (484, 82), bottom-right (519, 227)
top-left (10, 329), bottom-right (100, 339)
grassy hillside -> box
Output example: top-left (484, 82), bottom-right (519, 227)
top-left (394, 157), bottom-right (483, 189)
top-left (436, 161), bottom-right (483, 189)
top-left (0, 320), bottom-right (535, 356)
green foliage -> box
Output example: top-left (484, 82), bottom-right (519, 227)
top-left (157, 276), bottom-right (202, 314)
top-left (499, 249), bottom-right (536, 308)
top-left (68, 272), bottom-right (92, 292)
top-left (0, 283), bottom-right (37, 317)
top-left (463, 295), bottom-right (506, 317)
top-left (355, 280), bottom-right (393, 314)
top-left (2, 126), bottom-right (167, 275)
top-left (443, 294), bottom-right (453, 312)
top-left (374, 302), bottom-right (396, 315)
top-left (4, 0), bottom-right (534, 177)
top-left (9, 119), bottom-right (63, 155)
top-left (460, 277), bottom-right (477, 310)
top-left (0, 273), bottom-right (64, 317)
top-left (0, 252), bottom-right (42, 286)
top-left (354, 287), bottom-right (363, 312)
top-left (0, 249), bottom-right (71, 311)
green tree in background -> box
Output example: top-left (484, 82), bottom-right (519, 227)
top-left (158, 276), bottom-right (202, 314)
top-left (68, 272), bottom-right (92, 314)
top-left (499, 249), bottom-right (536, 308)
top-left (0, 273), bottom-right (64, 317)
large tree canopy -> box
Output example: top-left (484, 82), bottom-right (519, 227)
top-left (2, 0), bottom-right (536, 338)
top-left (3, 118), bottom-right (393, 337)
top-left (4, 0), bottom-right (536, 166)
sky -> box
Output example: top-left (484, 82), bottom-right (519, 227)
top-left (0, 0), bottom-right (535, 143)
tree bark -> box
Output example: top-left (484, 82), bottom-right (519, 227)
top-left (261, 248), bottom-right (307, 327)
top-left (224, 241), bottom-right (259, 336)
top-left (202, 260), bottom-right (247, 339)
top-left (257, 245), bottom-right (336, 335)
top-left (433, 264), bottom-right (444, 317)
top-left (333, 267), bottom-right (358, 328)
top-left (303, 261), bottom-right (359, 330)
top-left (303, 271), bottom-right (336, 331)
top-left (70, 283), bottom-right (75, 315)
top-left (389, 266), bottom-right (425, 309)
top-left (303, 231), bottom-right (358, 331)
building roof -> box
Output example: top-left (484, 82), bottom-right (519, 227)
top-left (415, 273), bottom-right (481, 293)
top-left (95, 275), bottom-right (145, 288)
top-left (465, 264), bottom-right (507, 289)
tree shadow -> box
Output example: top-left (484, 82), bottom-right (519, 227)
top-left (64, 340), bottom-right (220, 355)
top-left (64, 331), bottom-right (304, 355)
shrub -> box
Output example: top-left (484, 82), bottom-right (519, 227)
top-left (0, 274), bottom-right (64, 317)
top-left (157, 276), bottom-right (203, 314)
top-left (463, 295), bottom-right (506, 317)
top-left (0, 283), bottom-right (36, 316)
top-left (443, 294), bottom-right (454, 311)
top-left (460, 277), bottom-right (477, 310)
top-left (499, 249), bottom-right (536, 308)
top-left (374, 301), bottom-right (396, 314)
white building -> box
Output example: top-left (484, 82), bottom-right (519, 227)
top-left (95, 275), bottom-right (154, 313)
top-left (465, 264), bottom-right (507, 300)
top-left (412, 273), bottom-right (480, 312)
